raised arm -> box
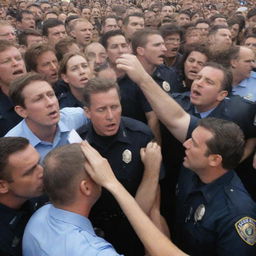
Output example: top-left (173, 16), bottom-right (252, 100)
top-left (81, 141), bottom-right (188, 256)
top-left (116, 54), bottom-right (190, 142)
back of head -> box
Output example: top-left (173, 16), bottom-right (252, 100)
top-left (199, 118), bottom-right (244, 170)
top-left (43, 143), bottom-right (87, 206)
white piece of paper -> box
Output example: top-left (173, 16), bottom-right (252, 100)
top-left (68, 129), bottom-right (83, 143)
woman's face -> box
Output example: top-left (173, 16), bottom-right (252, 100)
top-left (63, 55), bottom-right (92, 89)
top-left (184, 51), bottom-right (208, 81)
top-left (230, 23), bottom-right (239, 40)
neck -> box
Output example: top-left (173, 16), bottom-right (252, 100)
top-left (195, 102), bottom-right (219, 113)
top-left (69, 86), bottom-right (84, 102)
top-left (25, 119), bottom-right (57, 142)
top-left (197, 167), bottom-right (228, 184)
top-left (0, 195), bottom-right (27, 210)
top-left (137, 56), bottom-right (156, 75)
top-left (0, 84), bottom-right (9, 96)
top-left (232, 71), bottom-right (244, 86)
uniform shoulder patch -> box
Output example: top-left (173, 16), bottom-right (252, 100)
top-left (235, 217), bottom-right (256, 246)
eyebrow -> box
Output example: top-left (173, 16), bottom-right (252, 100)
top-left (22, 160), bottom-right (40, 176)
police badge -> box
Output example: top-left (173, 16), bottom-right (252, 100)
top-left (235, 217), bottom-right (256, 246)
top-left (162, 81), bottom-right (171, 92)
top-left (194, 204), bottom-right (205, 222)
top-left (122, 149), bottom-right (132, 164)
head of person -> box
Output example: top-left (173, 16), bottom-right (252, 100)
top-left (83, 77), bottom-right (121, 137)
top-left (132, 29), bottom-right (166, 67)
top-left (59, 52), bottom-right (92, 94)
top-left (183, 118), bottom-right (245, 173)
top-left (85, 42), bottom-right (107, 70)
top-left (55, 36), bottom-right (80, 61)
top-left (190, 62), bottom-right (232, 112)
top-left (181, 44), bottom-right (209, 86)
top-left (40, 1), bottom-right (52, 13)
top-left (25, 43), bottom-right (59, 85)
top-left (9, 72), bottom-right (60, 131)
top-left (18, 29), bottom-right (43, 48)
top-left (243, 34), bottom-right (256, 56)
top-left (43, 143), bottom-right (101, 208)
top-left (27, 4), bottom-right (43, 22)
top-left (229, 46), bottom-right (255, 81)
top-left (101, 15), bottom-right (118, 34)
top-left (81, 7), bottom-right (91, 20)
top-left (101, 29), bottom-right (130, 65)
top-left (44, 11), bottom-right (58, 21)
top-left (122, 13), bottom-right (145, 40)
top-left (247, 8), bottom-right (256, 28)
top-left (69, 18), bottom-right (93, 48)
top-left (0, 20), bottom-right (16, 42)
top-left (208, 25), bottom-right (232, 52)
top-left (160, 24), bottom-right (182, 59)
top-left (42, 18), bottom-right (67, 46)
top-left (210, 14), bottom-right (228, 26)
top-left (160, 4), bottom-right (175, 21)
top-left (195, 19), bottom-right (210, 38)
top-left (176, 10), bottom-right (191, 27)
top-left (58, 12), bottom-right (67, 23)
top-left (95, 62), bottom-right (117, 81)
top-left (144, 10), bottom-right (156, 28)
top-left (184, 26), bottom-right (202, 45)
top-left (0, 137), bottom-right (43, 205)
top-left (227, 16), bottom-right (245, 42)
top-left (0, 40), bottom-right (26, 93)
top-left (16, 10), bottom-right (35, 30)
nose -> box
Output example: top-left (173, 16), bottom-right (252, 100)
top-left (37, 165), bottom-right (44, 179)
top-left (45, 95), bottom-right (55, 106)
top-left (11, 58), bottom-right (19, 66)
top-left (183, 138), bottom-right (191, 149)
top-left (50, 62), bottom-right (57, 71)
top-left (106, 108), bottom-right (113, 120)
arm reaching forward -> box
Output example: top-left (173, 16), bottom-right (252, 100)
top-left (81, 141), bottom-right (188, 256)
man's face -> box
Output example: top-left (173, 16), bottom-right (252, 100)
top-left (185, 28), bottom-right (201, 44)
top-left (85, 42), bottom-right (107, 69)
top-left (85, 88), bottom-right (121, 136)
top-left (244, 37), bottom-right (256, 56)
top-left (81, 8), bottom-right (91, 20)
top-left (19, 80), bottom-right (60, 129)
top-left (91, 8), bottom-right (101, 19)
top-left (212, 17), bottom-right (227, 26)
top-left (102, 18), bottom-right (118, 34)
top-left (190, 66), bottom-right (227, 112)
top-left (106, 35), bottom-right (130, 65)
top-left (195, 22), bottom-right (209, 37)
top-left (183, 126), bottom-right (213, 172)
top-left (0, 47), bottom-right (26, 88)
top-left (184, 51), bottom-right (208, 81)
top-left (6, 144), bottom-right (43, 199)
top-left (177, 13), bottom-right (190, 26)
top-left (28, 6), bottom-right (43, 21)
top-left (209, 28), bottom-right (232, 50)
top-left (71, 21), bottom-right (93, 47)
top-left (164, 33), bottom-right (181, 58)
top-left (47, 25), bottom-right (67, 46)
top-left (232, 47), bottom-right (255, 81)
top-left (41, 3), bottom-right (51, 13)
top-left (62, 55), bottom-right (92, 89)
top-left (247, 15), bottom-right (256, 28)
top-left (161, 6), bottom-right (174, 19)
top-left (144, 11), bottom-right (156, 27)
top-left (139, 34), bottom-right (166, 66)
top-left (18, 13), bottom-right (35, 30)
top-left (0, 25), bottom-right (16, 42)
top-left (123, 16), bottom-right (144, 40)
top-left (36, 51), bottom-right (59, 84)
top-left (26, 35), bottom-right (43, 48)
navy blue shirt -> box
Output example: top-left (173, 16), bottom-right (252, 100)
top-left (58, 90), bottom-right (84, 109)
top-left (0, 90), bottom-right (22, 137)
top-left (175, 167), bottom-right (256, 256)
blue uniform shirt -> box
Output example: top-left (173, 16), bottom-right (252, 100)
top-left (23, 204), bottom-right (121, 256)
top-left (5, 107), bottom-right (88, 160)
top-left (58, 90), bottom-right (84, 109)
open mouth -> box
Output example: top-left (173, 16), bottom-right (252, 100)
top-left (13, 69), bottom-right (24, 75)
top-left (191, 89), bottom-right (201, 96)
top-left (48, 110), bottom-right (58, 117)
top-left (80, 77), bottom-right (88, 82)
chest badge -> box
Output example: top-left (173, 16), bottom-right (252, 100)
top-left (122, 149), bottom-right (132, 164)
top-left (162, 81), bottom-right (171, 92)
top-left (194, 204), bottom-right (205, 222)
top-left (235, 217), bottom-right (256, 246)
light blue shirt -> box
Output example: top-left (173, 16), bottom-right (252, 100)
top-left (5, 107), bottom-right (88, 160)
top-left (23, 204), bottom-right (121, 256)
top-left (232, 71), bottom-right (256, 102)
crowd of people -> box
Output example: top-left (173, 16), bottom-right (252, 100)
top-left (0, 0), bottom-right (256, 255)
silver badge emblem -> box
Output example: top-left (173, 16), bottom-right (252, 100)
top-left (122, 149), bottom-right (132, 163)
top-left (162, 81), bottom-right (170, 92)
top-left (194, 204), bottom-right (205, 222)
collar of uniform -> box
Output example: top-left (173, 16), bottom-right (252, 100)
top-left (22, 119), bottom-right (70, 147)
top-left (83, 118), bottom-right (131, 146)
top-left (152, 65), bottom-right (165, 80)
top-left (0, 89), bottom-right (14, 113)
top-left (192, 170), bottom-right (235, 204)
top-left (59, 91), bottom-right (84, 108)
top-left (0, 201), bottom-right (32, 229)
top-left (49, 204), bottom-right (95, 235)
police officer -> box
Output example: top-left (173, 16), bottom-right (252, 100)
top-left (78, 77), bottom-right (165, 256)
top-left (0, 137), bottom-right (46, 256)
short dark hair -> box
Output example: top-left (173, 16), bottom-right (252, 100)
top-left (199, 118), bottom-right (244, 170)
top-left (9, 72), bottom-right (47, 107)
top-left (55, 36), bottom-right (78, 61)
top-left (43, 143), bottom-right (88, 206)
top-left (42, 18), bottom-right (64, 36)
top-left (18, 29), bottom-right (42, 47)
top-left (194, 19), bottom-right (210, 27)
top-left (208, 25), bottom-right (229, 36)
top-left (0, 137), bottom-right (29, 181)
top-left (16, 10), bottom-right (34, 22)
top-left (247, 8), bottom-right (256, 20)
top-left (0, 40), bottom-right (17, 53)
top-left (102, 15), bottom-right (118, 27)
top-left (83, 77), bottom-right (120, 108)
top-left (160, 24), bottom-right (183, 39)
top-left (131, 28), bottom-right (161, 54)
top-left (123, 12), bottom-right (144, 26)
top-left (100, 29), bottom-right (125, 48)
top-left (210, 13), bottom-right (227, 24)
top-left (24, 43), bottom-right (56, 72)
